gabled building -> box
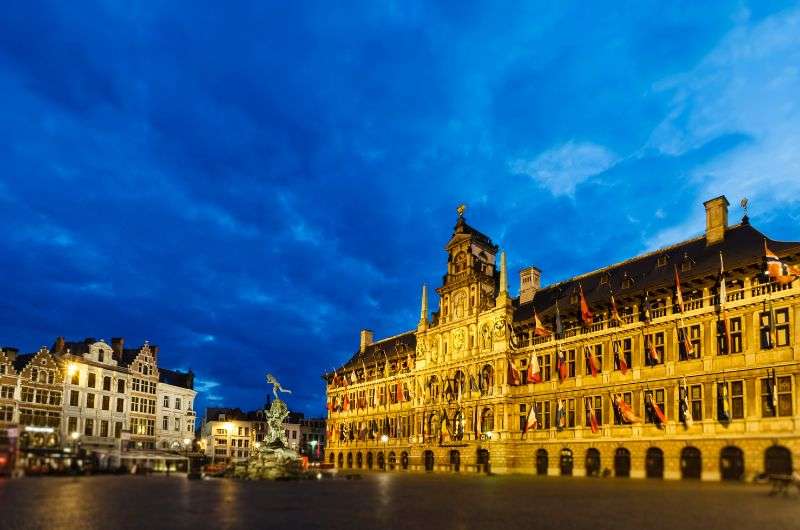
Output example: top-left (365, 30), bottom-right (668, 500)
top-left (324, 196), bottom-right (800, 480)
top-left (156, 367), bottom-right (196, 452)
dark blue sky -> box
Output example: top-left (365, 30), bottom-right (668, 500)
top-left (2, 1), bottom-right (800, 417)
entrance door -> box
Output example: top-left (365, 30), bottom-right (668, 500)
top-left (720, 446), bottom-right (744, 481)
top-left (377, 452), bottom-right (385, 470)
top-left (449, 450), bottom-right (460, 472)
top-left (560, 448), bottom-right (573, 476)
top-left (681, 447), bottom-right (702, 479)
top-left (614, 448), bottom-right (631, 478)
top-left (536, 449), bottom-right (548, 476)
top-left (585, 448), bottom-right (601, 477)
top-left (645, 447), bottom-right (663, 479)
top-left (765, 446), bottom-right (792, 475)
top-left (424, 450), bottom-right (434, 472)
top-left (477, 449), bottom-right (490, 474)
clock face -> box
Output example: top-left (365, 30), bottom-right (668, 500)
top-left (453, 291), bottom-right (466, 319)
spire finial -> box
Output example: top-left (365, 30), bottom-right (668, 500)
top-left (499, 251), bottom-right (508, 295)
top-left (456, 203), bottom-right (466, 218)
top-left (419, 284), bottom-right (428, 327)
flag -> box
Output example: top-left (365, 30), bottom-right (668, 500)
top-left (609, 293), bottom-right (622, 326)
top-left (646, 394), bottom-right (667, 425)
top-left (527, 351), bottom-right (543, 384)
top-left (342, 392), bottom-right (350, 412)
top-left (613, 340), bottom-right (628, 374)
top-left (556, 399), bottom-right (566, 430)
top-left (642, 291), bottom-right (652, 323)
top-left (768, 298), bottom-right (777, 348)
top-left (613, 394), bottom-right (640, 423)
top-left (507, 357), bottom-right (522, 386)
top-left (533, 311), bottom-right (551, 336)
top-left (523, 403), bottom-right (538, 434)
top-left (555, 303), bottom-right (563, 336)
top-left (680, 327), bottom-right (695, 359)
top-left (646, 335), bottom-right (660, 364)
top-left (765, 240), bottom-right (800, 284)
top-left (585, 345), bottom-right (600, 377)
top-left (407, 352), bottom-right (415, 370)
top-left (350, 370), bottom-right (357, 384)
top-left (718, 252), bottom-right (732, 354)
top-left (440, 411), bottom-right (451, 443)
top-left (719, 382), bottom-right (731, 422)
top-left (674, 265), bottom-right (685, 312)
top-left (679, 377), bottom-right (693, 428)
top-left (396, 382), bottom-right (405, 403)
top-left (361, 360), bottom-right (368, 381)
top-left (766, 369), bottom-right (778, 411)
top-left (556, 348), bottom-right (568, 381)
top-left (585, 398), bottom-right (599, 433)
top-left (332, 369), bottom-right (339, 387)
top-left (579, 285), bottom-right (593, 326)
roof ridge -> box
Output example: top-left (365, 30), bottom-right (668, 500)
top-left (370, 329), bottom-right (416, 346)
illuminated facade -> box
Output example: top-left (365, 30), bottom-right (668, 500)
top-left (325, 196), bottom-right (799, 480)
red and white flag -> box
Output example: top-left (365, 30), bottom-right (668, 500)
top-left (585, 346), bottom-right (600, 377)
top-left (523, 403), bottom-right (538, 434)
top-left (527, 352), bottom-right (542, 384)
top-left (646, 335), bottom-right (660, 364)
top-left (556, 348), bottom-right (568, 381)
top-left (674, 265), bottom-right (685, 311)
top-left (613, 340), bottom-right (628, 374)
top-left (765, 241), bottom-right (800, 284)
top-left (609, 293), bottom-right (622, 326)
top-left (579, 285), bottom-right (593, 326)
top-left (507, 357), bottom-right (522, 386)
top-left (613, 394), bottom-right (640, 423)
top-left (585, 398), bottom-right (599, 433)
top-left (647, 394), bottom-right (667, 425)
top-left (533, 311), bottom-right (551, 336)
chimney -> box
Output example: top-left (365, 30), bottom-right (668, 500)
top-left (704, 195), bottom-right (729, 245)
top-left (519, 266), bottom-right (541, 304)
top-left (53, 336), bottom-right (65, 355)
top-left (111, 337), bottom-right (124, 360)
top-left (359, 329), bottom-right (374, 353)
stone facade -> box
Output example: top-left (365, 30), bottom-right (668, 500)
top-left (325, 196), bottom-right (800, 481)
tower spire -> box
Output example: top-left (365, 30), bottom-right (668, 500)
top-left (500, 251), bottom-right (508, 295)
top-left (418, 284), bottom-right (428, 329)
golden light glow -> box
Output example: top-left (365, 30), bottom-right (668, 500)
top-left (223, 422), bottom-right (234, 434)
top-left (66, 363), bottom-right (78, 376)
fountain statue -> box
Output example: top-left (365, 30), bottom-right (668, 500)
top-left (230, 373), bottom-right (303, 480)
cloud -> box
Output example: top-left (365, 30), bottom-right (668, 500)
top-left (509, 141), bottom-right (619, 197)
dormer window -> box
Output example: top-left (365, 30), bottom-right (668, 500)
top-left (657, 255), bottom-right (668, 268)
top-left (681, 254), bottom-right (694, 272)
top-left (98, 350), bottom-right (104, 363)
top-left (599, 273), bottom-right (609, 286)
top-left (570, 292), bottom-right (579, 305)
top-left (622, 276), bottom-right (634, 289)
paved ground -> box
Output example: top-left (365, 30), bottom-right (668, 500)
top-left (0, 473), bottom-right (798, 530)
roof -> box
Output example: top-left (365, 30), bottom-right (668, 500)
top-left (205, 407), bottom-right (248, 422)
top-left (514, 221), bottom-right (800, 323)
top-left (12, 353), bottom-right (35, 372)
top-left (447, 216), bottom-right (497, 251)
top-left (159, 367), bottom-right (194, 390)
top-left (330, 330), bottom-right (416, 376)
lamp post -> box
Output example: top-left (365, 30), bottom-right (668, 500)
top-left (309, 440), bottom-right (318, 462)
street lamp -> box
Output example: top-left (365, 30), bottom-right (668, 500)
top-left (309, 440), bottom-right (318, 461)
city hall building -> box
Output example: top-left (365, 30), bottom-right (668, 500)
top-left (324, 196), bottom-right (800, 480)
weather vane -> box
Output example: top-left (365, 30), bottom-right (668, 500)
top-left (456, 203), bottom-right (466, 218)
top-left (740, 197), bottom-right (749, 218)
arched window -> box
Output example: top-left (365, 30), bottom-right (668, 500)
top-left (328, 452), bottom-right (335, 465)
top-left (480, 365), bottom-right (494, 395)
top-left (400, 451), bottom-right (409, 470)
top-left (388, 452), bottom-right (396, 470)
top-left (720, 446), bottom-right (744, 481)
top-left (377, 452), bottom-right (385, 470)
top-left (366, 452), bottom-right (374, 470)
top-left (347, 452), bottom-right (353, 469)
top-left (765, 445), bottom-right (792, 475)
top-left (585, 448), bottom-right (601, 477)
top-left (560, 448), bottom-right (573, 476)
top-left (536, 449), bottom-right (548, 476)
top-left (453, 370), bottom-right (466, 397)
top-left (680, 447), bottom-right (702, 479)
top-left (337, 452), bottom-right (344, 468)
top-left (480, 407), bottom-right (494, 434)
top-left (645, 447), bottom-right (664, 479)
top-left (428, 376), bottom-right (440, 402)
top-left (614, 448), bottom-right (631, 478)
top-left (428, 412), bottom-right (440, 439)
top-left (453, 252), bottom-right (467, 273)
top-left (449, 450), bottom-right (461, 472)
top-left (424, 450), bottom-right (435, 472)
top-left (356, 452), bottom-right (363, 469)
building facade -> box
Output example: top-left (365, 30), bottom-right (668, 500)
top-left (156, 368), bottom-right (197, 452)
top-left (324, 196), bottom-right (800, 480)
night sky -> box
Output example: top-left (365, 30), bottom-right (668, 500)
top-left (2, 2), bottom-right (800, 418)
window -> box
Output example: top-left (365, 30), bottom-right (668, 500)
top-left (175, 398), bottom-right (182, 410)
top-left (71, 372), bottom-right (79, 385)
top-left (100, 420), bottom-right (109, 437)
top-left (760, 308), bottom-right (790, 348)
top-left (30, 368), bottom-right (38, 382)
top-left (584, 345), bottom-right (602, 375)
top-left (519, 404), bottom-right (527, 431)
top-left (539, 353), bottom-right (551, 382)
top-left (85, 418), bottom-right (94, 436)
top-left (130, 396), bottom-right (140, 412)
top-left (0, 386), bottom-right (13, 399)
top-left (86, 393), bottom-right (95, 409)
top-left (101, 395), bottom-right (110, 411)
top-left (0, 364), bottom-right (5, 375)
top-left (88, 373), bottom-right (96, 388)
top-left (163, 396), bottom-right (170, 408)
top-left (98, 351), bottom-right (104, 363)
top-left (718, 317), bottom-right (743, 355)
top-left (645, 389), bottom-right (666, 424)
top-left (566, 349), bottom-right (576, 378)
top-left (70, 390), bottom-right (79, 407)
top-left (174, 418), bottom-right (181, 431)
top-left (21, 387), bottom-right (34, 402)
top-left (645, 332), bottom-right (665, 366)
top-left (0, 405), bottom-right (12, 421)
top-left (719, 381), bottom-right (744, 420)
top-left (103, 376), bottom-right (111, 391)
top-left (566, 398), bottom-right (576, 428)
top-left (49, 391), bottom-right (61, 406)
top-left (613, 392), bottom-right (633, 425)
top-left (585, 396), bottom-right (602, 426)
top-left (67, 416), bottom-right (78, 434)
top-left (116, 398), bottom-right (124, 413)
top-left (115, 422), bottom-right (123, 438)
top-left (762, 376), bottom-right (793, 417)
top-left (117, 380), bottom-right (125, 393)
top-left (678, 325), bottom-right (701, 360)
top-left (614, 338), bottom-right (632, 371)
top-left (690, 384), bottom-right (703, 421)
top-left (162, 416), bottom-right (169, 430)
